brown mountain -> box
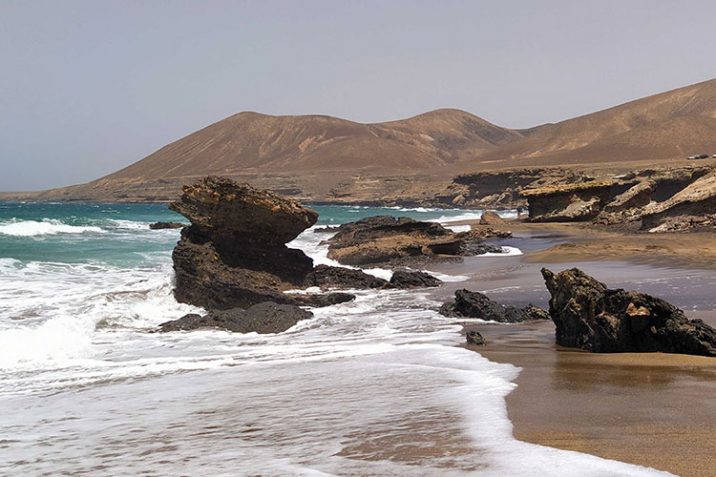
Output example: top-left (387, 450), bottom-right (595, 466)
top-left (6, 78), bottom-right (716, 203)
top-left (463, 78), bottom-right (716, 170)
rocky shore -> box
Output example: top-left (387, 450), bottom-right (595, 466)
top-left (158, 176), bottom-right (716, 359)
top-left (159, 177), bottom-right (446, 333)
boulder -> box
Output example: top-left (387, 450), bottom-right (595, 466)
top-left (541, 268), bottom-right (716, 356)
top-left (466, 330), bottom-right (486, 346)
top-left (158, 302), bottom-right (313, 334)
top-left (149, 221), bottom-right (184, 230)
top-left (169, 177), bottom-right (318, 310)
top-left (305, 264), bottom-right (389, 289)
top-left (290, 292), bottom-right (356, 307)
top-left (389, 270), bottom-right (442, 288)
top-left (325, 216), bottom-right (508, 266)
top-left (439, 289), bottom-right (549, 323)
top-left (479, 211), bottom-right (507, 226)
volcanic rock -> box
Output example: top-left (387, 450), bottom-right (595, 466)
top-left (304, 264), bottom-right (389, 289)
top-left (325, 216), bottom-right (507, 266)
top-left (466, 330), bottom-right (486, 346)
top-left (158, 302), bottom-right (313, 334)
top-left (389, 270), bottom-right (442, 288)
top-left (541, 267), bottom-right (716, 356)
top-left (170, 177), bottom-right (318, 309)
top-left (439, 289), bottom-right (549, 323)
top-left (149, 221), bottom-right (184, 230)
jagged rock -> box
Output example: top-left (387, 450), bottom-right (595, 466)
top-left (149, 221), bottom-right (184, 230)
top-left (439, 289), bottom-right (549, 323)
top-left (313, 226), bottom-right (341, 233)
top-left (541, 267), bottom-right (716, 356)
top-left (389, 270), bottom-right (442, 288)
top-left (466, 330), bottom-right (486, 346)
top-left (640, 170), bottom-right (716, 232)
top-left (157, 302), bottom-right (313, 334)
top-left (325, 216), bottom-right (507, 266)
top-left (170, 177), bottom-right (319, 310)
top-left (305, 264), bottom-right (389, 289)
top-left (479, 211), bottom-right (507, 226)
top-left (291, 292), bottom-right (356, 307)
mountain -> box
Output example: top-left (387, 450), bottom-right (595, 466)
top-left (4, 78), bottom-right (716, 203)
top-left (108, 108), bottom-right (521, 179)
top-left (462, 78), bottom-right (716, 170)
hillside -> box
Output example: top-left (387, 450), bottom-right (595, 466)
top-left (5, 78), bottom-right (716, 203)
top-left (461, 78), bottom-right (716, 170)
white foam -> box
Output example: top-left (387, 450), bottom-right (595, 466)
top-left (480, 246), bottom-right (523, 257)
top-left (0, 219), bottom-right (104, 236)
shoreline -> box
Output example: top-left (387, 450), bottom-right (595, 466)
top-left (476, 316), bottom-right (716, 477)
top-left (426, 225), bottom-right (716, 477)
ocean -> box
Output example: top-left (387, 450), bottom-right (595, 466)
top-left (0, 202), bottom-right (672, 476)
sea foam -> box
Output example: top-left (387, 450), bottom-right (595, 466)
top-left (0, 219), bottom-right (104, 236)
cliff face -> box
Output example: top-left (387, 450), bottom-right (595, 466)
top-left (519, 165), bottom-right (716, 231)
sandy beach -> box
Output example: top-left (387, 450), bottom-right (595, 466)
top-left (429, 223), bottom-right (716, 477)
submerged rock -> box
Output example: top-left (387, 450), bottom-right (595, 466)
top-left (439, 289), bottom-right (549, 323)
top-left (149, 221), bottom-right (184, 230)
top-left (389, 270), bottom-right (442, 288)
top-left (305, 264), bottom-right (389, 289)
top-left (542, 267), bottom-right (716, 356)
top-left (158, 302), bottom-right (313, 334)
top-left (324, 216), bottom-right (509, 266)
top-left (466, 330), bottom-right (487, 346)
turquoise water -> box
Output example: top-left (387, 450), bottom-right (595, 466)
top-left (0, 202), bottom-right (487, 266)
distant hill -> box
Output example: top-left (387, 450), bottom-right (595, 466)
top-left (463, 78), bottom-right (716, 169)
top-left (6, 78), bottom-right (716, 203)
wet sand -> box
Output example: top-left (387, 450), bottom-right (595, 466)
top-left (427, 224), bottom-right (716, 477)
top-left (476, 316), bottom-right (716, 477)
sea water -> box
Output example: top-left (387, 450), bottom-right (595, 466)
top-left (0, 202), bottom-right (672, 476)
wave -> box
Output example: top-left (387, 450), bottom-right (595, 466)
top-left (0, 219), bottom-right (104, 237)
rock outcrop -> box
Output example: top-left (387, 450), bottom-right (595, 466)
top-left (541, 268), bottom-right (716, 356)
top-left (158, 302), bottom-right (313, 333)
top-left (521, 165), bottom-right (716, 232)
top-left (169, 177), bottom-right (444, 332)
top-left (439, 289), bottom-right (550, 323)
top-left (389, 270), bottom-right (443, 288)
top-left (479, 211), bottom-right (507, 226)
top-left (149, 221), bottom-right (184, 230)
top-left (170, 177), bottom-right (319, 310)
top-left (325, 216), bottom-right (507, 266)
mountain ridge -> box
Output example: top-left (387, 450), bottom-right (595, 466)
top-left (3, 78), bottom-right (716, 203)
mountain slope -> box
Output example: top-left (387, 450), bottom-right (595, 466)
top-left (465, 78), bottom-right (716, 168)
top-left (108, 109), bottom-right (520, 181)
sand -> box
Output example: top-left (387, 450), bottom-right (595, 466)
top-left (474, 316), bottom-right (716, 477)
top-left (429, 223), bottom-right (716, 476)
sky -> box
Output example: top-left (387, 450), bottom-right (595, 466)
top-left (1, 0), bottom-right (715, 191)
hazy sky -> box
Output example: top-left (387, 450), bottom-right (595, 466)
top-left (1, 0), bottom-right (715, 191)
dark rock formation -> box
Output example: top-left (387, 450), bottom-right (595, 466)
top-left (466, 330), bottom-right (486, 346)
top-left (170, 177), bottom-right (319, 310)
top-left (291, 292), bottom-right (356, 307)
top-left (305, 264), bottom-right (389, 289)
top-left (325, 216), bottom-right (508, 266)
top-left (439, 289), bottom-right (549, 323)
top-left (158, 302), bottom-right (313, 333)
top-left (542, 268), bottom-right (716, 356)
top-left (149, 221), bottom-right (184, 230)
top-left (389, 270), bottom-right (442, 288)
top-left (313, 226), bottom-right (341, 233)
